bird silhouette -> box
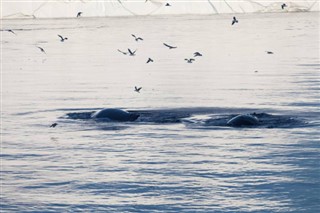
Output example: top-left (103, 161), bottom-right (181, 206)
top-left (77, 12), bottom-right (82, 18)
top-left (281, 3), bottom-right (287, 9)
top-left (128, 48), bottom-right (137, 56)
top-left (194, 52), bottom-right (203, 57)
top-left (232, 16), bottom-right (238, 25)
top-left (165, 3), bottom-right (171, 6)
top-left (37, 46), bottom-right (46, 54)
top-left (118, 49), bottom-right (128, 55)
top-left (163, 43), bottom-right (177, 49)
top-left (58, 34), bottom-right (68, 42)
top-left (266, 51), bottom-right (274, 54)
top-left (134, 86), bottom-right (142, 93)
top-left (3, 29), bottom-right (16, 35)
top-left (50, 123), bottom-right (58, 128)
top-left (185, 58), bottom-right (195, 63)
top-left (146, 58), bottom-right (154, 63)
top-left (131, 34), bottom-right (143, 42)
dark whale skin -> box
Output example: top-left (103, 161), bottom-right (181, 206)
top-left (227, 114), bottom-right (259, 127)
top-left (91, 108), bottom-right (139, 122)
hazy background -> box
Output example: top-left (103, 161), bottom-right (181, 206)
top-left (1, 1), bottom-right (319, 213)
top-left (1, 0), bottom-right (319, 19)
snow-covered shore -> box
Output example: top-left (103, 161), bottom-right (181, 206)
top-left (2, 0), bottom-right (319, 19)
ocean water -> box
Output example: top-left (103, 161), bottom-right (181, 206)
top-left (1, 12), bottom-right (319, 212)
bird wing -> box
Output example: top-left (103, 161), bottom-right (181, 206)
top-left (131, 34), bottom-right (136, 38)
top-left (118, 49), bottom-right (127, 54)
top-left (8, 30), bottom-right (16, 35)
top-left (37, 46), bottom-right (44, 51)
top-left (128, 49), bottom-right (137, 54)
top-left (58, 34), bottom-right (63, 39)
top-left (138, 37), bottom-right (143, 41)
top-left (164, 43), bottom-right (176, 48)
top-left (163, 43), bottom-right (171, 48)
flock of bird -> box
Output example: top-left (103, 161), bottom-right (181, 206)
top-left (118, 37), bottom-right (202, 64)
top-left (2, 2), bottom-right (289, 128)
top-left (116, 33), bottom-right (205, 94)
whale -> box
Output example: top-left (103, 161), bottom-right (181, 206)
top-left (91, 108), bottom-right (139, 122)
top-left (227, 114), bottom-right (259, 127)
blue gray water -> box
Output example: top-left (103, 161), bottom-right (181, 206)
top-left (1, 12), bottom-right (320, 212)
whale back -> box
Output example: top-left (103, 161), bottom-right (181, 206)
top-left (227, 114), bottom-right (259, 127)
top-left (91, 108), bottom-right (139, 122)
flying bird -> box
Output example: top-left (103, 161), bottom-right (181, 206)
top-left (146, 58), bottom-right (154, 63)
top-left (134, 86), bottom-right (142, 93)
top-left (50, 123), bottom-right (58, 128)
top-left (165, 3), bottom-right (171, 6)
top-left (232, 16), bottom-right (238, 25)
top-left (118, 49), bottom-right (128, 55)
top-left (131, 34), bottom-right (143, 42)
top-left (194, 52), bottom-right (203, 57)
top-left (163, 43), bottom-right (177, 49)
top-left (58, 34), bottom-right (68, 42)
top-left (266, 51), bottom-right (274, 54)
top-left (185, 58), bottom-right (195, 63)
top-left (37, 46), bottom-right (46, 54)
top-left (3, 29), bottom-right (16, 35)
top-left (281, 3), bottom-right (287, 9)
top-left (77, 12), bottom-right (82, 18)
top-left (128, 48), bottom-right (137, 56)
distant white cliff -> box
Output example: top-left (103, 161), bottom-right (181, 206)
top-left (1, 0), bottom-right (319, 19)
